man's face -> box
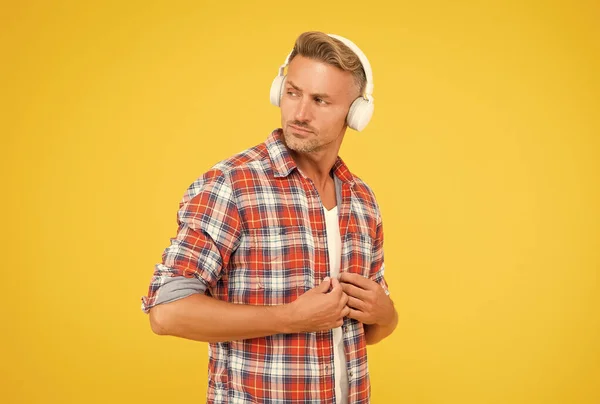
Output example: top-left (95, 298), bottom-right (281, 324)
top-left (280, 55), bottom-right (358, 154)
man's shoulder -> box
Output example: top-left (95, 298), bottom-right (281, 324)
top-left (180, 139), bottom-right (272, 203)
top-left (349, 173), bottom-right (382, 219)
top-left (197, 139), bottom-right (273, 181)
top-left (211, 141), bottom-right (270, 176)
top-left (351, 174), bottom-right (378, 203)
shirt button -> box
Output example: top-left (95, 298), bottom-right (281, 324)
top-left (325, 365), bottom-right (329, 374)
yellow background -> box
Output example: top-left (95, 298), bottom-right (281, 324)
top-left (2, 0), bottom-right (599, 403)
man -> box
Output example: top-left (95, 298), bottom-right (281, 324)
top-left (141, 31), bottom-right (398, 403)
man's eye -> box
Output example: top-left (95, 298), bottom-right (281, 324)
top-left (315, 98), bottom-right (326, 104)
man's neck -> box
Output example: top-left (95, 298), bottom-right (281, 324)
top-left (290, 148), bottom-right (338, 190)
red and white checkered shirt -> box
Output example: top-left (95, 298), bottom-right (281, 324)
top-left (142, 129), bottom-right (389, 403)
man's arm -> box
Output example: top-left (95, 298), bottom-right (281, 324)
top-left (149, 277), bottom-right (350, 343)
top-left (149, 293), bottom-right (288, 343)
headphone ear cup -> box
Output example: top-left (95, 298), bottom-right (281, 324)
top-left (270, 75), bottom-right (286, 107)
top-left (347, 97), bottom-right (374, 131)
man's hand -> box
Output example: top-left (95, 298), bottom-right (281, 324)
top-left (339, 272), bottom-right (395, 326)
top-left (286, 277), bottom-right (350, 333)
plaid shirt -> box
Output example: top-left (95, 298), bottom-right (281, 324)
top-left (142, 129), bottom-right (389, 403)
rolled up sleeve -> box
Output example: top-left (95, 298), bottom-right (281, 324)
top-left (141, 168), bottom-right (241, 313)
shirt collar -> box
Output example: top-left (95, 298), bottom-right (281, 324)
top-left (265, 128), bottom-right (355, 186)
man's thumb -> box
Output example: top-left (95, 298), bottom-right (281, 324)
top-left (318, 277), bottom-right (331, 292)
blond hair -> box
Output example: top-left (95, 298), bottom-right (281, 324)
top-left (288, 31), bottom-right (367, 96)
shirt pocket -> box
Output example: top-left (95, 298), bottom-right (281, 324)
top-left (344, 231), bottom-right (374, 278)
top-left (247, 225), bottom-right (309, 305)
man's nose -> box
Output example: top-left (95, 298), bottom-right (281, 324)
top-left (294, 97), bottom-right (313, 122)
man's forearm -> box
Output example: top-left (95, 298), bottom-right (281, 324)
top-left (364, 308), bottom-right (398, 345)
top-left (149, 293), bottom-right (290, 343)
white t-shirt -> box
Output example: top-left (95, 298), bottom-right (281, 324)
top-left (324, 205), bottom-right (348, 404)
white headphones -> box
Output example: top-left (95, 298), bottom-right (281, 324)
top-left (270, 33), bottom-right (374, 132)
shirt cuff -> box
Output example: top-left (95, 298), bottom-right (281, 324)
top-left (141, 276), bottom-right (207, 313)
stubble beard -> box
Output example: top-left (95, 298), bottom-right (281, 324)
top-left (282, 128), bottom-right (323, 154)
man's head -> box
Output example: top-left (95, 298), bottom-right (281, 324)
top-left (273, 31), bottom-right (372, 154)
top-left (288, 32), bottom-right (367, 98)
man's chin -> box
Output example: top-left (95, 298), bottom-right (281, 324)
top-left (286, 139), bottom-right (320, 154)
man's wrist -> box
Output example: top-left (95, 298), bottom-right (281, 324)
top-left (378, 297), bottom-right (397, 326)
top-left (269, 303), bottom-right (295, 334)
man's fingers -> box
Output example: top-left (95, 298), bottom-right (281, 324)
top-left (341, 306), bottom-right (351, 318)
top-left (341, 292), bottom-right (349, 306)
top-left (336, 292), bottom-right (349, 312)
top-left (341, 282), bottom-right (369, 300)
top-left (329, 278), bottom-right (345, 297)
top-left (339, 272), bottom-right (373, 289)
top-left (347, 296), bottom-right (364, 311)
top-left (347, 308), bottom-right (366, 323)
